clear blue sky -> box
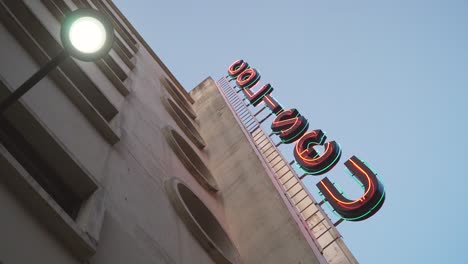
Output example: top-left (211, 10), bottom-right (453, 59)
top-left (114, 1), bottom-right (468, 263)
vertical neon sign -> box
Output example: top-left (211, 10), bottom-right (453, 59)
top-left (227, 59), bottom-right (386, 221)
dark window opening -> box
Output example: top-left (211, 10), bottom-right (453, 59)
top-left (0, 117), bottom-right (81, 219)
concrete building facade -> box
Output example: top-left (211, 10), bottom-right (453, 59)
top-left (0, 1), bottom-right (358, 263)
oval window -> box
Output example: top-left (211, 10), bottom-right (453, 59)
top-left (164, 127), bottom-right (218, 192)
top-left (161, 78), bottom-right (196, 119)
top-left (162, 96), bottom-right (205, 149)
top-left (165, 178), bottom-right (239, 264)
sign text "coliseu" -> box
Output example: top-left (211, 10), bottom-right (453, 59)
top-left (228, 60), bottom-right (385, 221)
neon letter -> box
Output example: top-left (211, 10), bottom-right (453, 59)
top-left (228, 59), bottom-right (249, 79)
top-left (271, 109), bottom-right (309, 144)
top-left (262, 94), bottom-right (283, 114)
top-left (243, 83), bottom-right (274, 106)
top-left (236, 68), bottom-right (261, 89)
top-left (316, 156), bottom-right (385, 221)
top-left (294, 130), bottom-right (341, 175)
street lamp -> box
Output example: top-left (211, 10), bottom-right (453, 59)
top-left (0, 8), bottom-right (114, 113)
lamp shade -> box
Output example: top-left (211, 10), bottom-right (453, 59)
top-left (61, 8), bottom-right (114, 61)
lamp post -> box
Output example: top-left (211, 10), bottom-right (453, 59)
top-left (0, 8), bottom-right (114, 113)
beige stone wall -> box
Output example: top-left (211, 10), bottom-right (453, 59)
top-left (0, 1), bottom-right (349, 264)
top-left (191, 78), bottom-right (325, 264)
top-left (0, 1), bottom-right (223, 263)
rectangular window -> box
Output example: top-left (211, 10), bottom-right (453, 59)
top-left (0, 117), bottom-right (81, 219)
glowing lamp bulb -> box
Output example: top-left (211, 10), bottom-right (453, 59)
top-left (68, 16), bottom-right (107, 54)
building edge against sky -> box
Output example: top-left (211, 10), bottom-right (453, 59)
top-left (0, 0), bottom-right (374, 263)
